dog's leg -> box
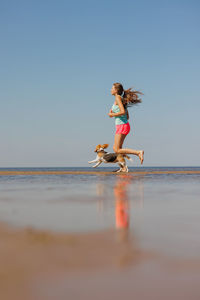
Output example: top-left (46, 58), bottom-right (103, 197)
top-left (92, 161), bottom-right (102, 168)
top-left (118, 162), bottom-right (129, 173)
top-left (122, 162), bottom-right (129, 172)
top-left (124, 155), bottom-right (133, 162)
top-left (124, 163), bottom-right (129, 172)
top-left (88, 160), bottom-right (97, 164)
top-left (116, 163), bottom-right (123, 173)
top-left (88, 157), bottom-right (99, 164)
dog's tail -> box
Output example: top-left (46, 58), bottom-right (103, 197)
top-left (124, 155), bottom-right (133, 162)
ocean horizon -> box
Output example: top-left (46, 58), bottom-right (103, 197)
top-left (1, 166), bottom-right (200, 172)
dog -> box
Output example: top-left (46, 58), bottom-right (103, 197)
top-left (88, 144), bottom-right (132, 172)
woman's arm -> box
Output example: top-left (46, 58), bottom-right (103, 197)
top-left (108, 95), bottom-right (126, 117)
top-left (126, 109), bottom-right (129, 120)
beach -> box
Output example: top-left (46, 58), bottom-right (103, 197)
top-left (0, 167), bottom-right (200, 299)
top-left (1, 0), bottom-right (200, 298)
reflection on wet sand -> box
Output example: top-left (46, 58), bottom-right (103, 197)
top-left (96, 174), bottom-right (146, 262)
top-left (96, 174), bottom-right (144, 230)
top-left (114, 175), bottom-right (131, 246)
top-left (113, 175), bottom-right (144, 245)
top-left (114, 174), bottom-right (130, 230)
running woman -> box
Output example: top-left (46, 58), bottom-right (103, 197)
top-left (108, 82), bottom-right (144, 164)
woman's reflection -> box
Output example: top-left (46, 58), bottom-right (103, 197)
top-left (95, 174), bottom-right (150, 267)
top-left (114, 174), bottom-right (131, 229)
top-left (96, 174), bottom-right (144, 234)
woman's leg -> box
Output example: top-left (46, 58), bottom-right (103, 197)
top-left (113, 134), bottom-right (144, 164)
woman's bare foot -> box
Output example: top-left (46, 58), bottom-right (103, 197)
top-left (138, 150), bottom-right (144, 164)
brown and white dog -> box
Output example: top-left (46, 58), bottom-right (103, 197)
top-left (88, 144), bottom-right (132, 172)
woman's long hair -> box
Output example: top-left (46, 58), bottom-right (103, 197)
top-left (113, 82), bottom-right (143, 108)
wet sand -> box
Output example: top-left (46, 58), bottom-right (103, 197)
top-left (1, 222), bottom-right (200, 300)
top-left (1, 169), bottom-right (200, 299)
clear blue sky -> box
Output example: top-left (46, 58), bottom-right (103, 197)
top-left (0, 0), bottom-right (200, 167)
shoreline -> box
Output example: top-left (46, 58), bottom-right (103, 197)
top-left (1, 170), bottom-right (200, 176)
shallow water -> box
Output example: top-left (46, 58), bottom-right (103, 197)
top-left (0, 167), bottom-right (200, 259)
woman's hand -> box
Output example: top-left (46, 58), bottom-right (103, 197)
top-left (108, 109), bottom-right (114, 118)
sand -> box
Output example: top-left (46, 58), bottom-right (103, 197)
top-left (1, 170), bottom-right (200, 299)
top-left (1, 170), bottom-right (200, 176)
top-left (1, 222), bottom-right (200, 300)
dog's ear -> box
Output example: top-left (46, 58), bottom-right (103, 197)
top-left (94, 144), bottom-right (101, 152)
top-left (102, 144), bottom-right (109, 149)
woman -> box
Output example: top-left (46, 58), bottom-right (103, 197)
top-left (108, 82), bottom-right (144, 164)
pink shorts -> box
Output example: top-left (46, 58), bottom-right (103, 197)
top-left (115, 122), bottom-right (130, 135)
